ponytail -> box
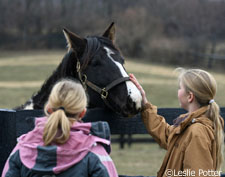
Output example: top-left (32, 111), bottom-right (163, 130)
top-left (207, 102), bottom-right (224, 170)
top-left (43, 109), bottom-right (71, 146)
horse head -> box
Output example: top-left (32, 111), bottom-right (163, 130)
top-left (20, 23), bottom-right (142, 117)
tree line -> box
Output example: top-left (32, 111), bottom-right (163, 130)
top-left (0, 0), bottom-right (225, 69)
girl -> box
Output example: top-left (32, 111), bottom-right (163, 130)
top-left (130, 68), bottom-right (224, 177)
top-left (2, 79), bottom-right (118, 177)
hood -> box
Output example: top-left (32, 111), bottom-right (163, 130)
top-left (17, 117), bottom-right (111, 174)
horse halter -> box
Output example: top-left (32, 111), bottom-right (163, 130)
top-left (76, 37), bottom-right (130, 112)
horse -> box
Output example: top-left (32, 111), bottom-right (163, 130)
top-left (16, 23), bottom-right (142, 117)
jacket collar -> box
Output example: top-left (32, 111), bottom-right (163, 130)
top-left (174, 106), bottom-right (211, 134)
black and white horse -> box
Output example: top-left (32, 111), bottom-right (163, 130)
top-left (17, 23), bottom-right (142, 117)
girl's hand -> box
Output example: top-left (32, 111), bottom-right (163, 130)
top-left (129, 74), bottom-right (148, 105)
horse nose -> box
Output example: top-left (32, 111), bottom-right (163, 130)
top-left (127, 95), bottom-right (135, 108)
top-left (125, 95), bottom-right (141, 116)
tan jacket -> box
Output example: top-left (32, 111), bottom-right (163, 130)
top-left (141, 103), bottom-right (223, 177)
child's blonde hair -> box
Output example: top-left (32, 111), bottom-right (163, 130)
top-left (178, 68), bottom-right (224, 170)
top-left (43, 79), bottom-right (87, 146)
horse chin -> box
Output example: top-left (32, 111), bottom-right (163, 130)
top-left (118, 107), bottom-right (141, 118)
top-left (108, 99), bottom-right (141, 118)
top-left (122, 111), bottom-right (140, 118)
top-left (126, 114), bottom-right (136, 118)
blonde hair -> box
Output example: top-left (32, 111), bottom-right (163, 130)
top-left (178, 68), bottom-right (224, 170)
top-left (43, 79), bottom-right (87, 146)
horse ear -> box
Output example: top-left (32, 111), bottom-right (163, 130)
top-left (102, 22), bottom-right (115, 41)
top-left (63, 28), bottom-right (86, 54)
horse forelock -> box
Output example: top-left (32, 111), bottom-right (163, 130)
top-left (82, 36), bottom-right (121, 60)
top-left (79, 37), bottom-right (101, 70)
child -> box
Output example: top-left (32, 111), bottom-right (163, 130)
top-left (2, 79), bottom-right (118, 177)
top-left (130, 68), bottom-right (224, 177)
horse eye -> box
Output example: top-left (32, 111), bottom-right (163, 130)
top-left (91, 59), bottom-right (101, 67)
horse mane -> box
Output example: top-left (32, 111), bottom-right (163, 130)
top-left (32, 50), bottom-right (78, 109)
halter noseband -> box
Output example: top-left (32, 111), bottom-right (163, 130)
top-left (76, 37), bottom-right (130, 112)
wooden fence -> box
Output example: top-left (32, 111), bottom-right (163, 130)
top-left (1, 107), bottom-right (225, 177)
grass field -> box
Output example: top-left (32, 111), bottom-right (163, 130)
top-left (0, 50), bottom-right (225, 176)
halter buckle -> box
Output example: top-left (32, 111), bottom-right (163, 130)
top-left (81, 74), bottom-right (87, 83)
top-left (80, 74), bottom-right (87, 90)
top-left (76, 61), bottom-right (81, 72)
top-left (101, 88), bottom-right (108, 99)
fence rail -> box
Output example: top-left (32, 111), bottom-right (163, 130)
top-left (1, 107), bottom-right (225, 177)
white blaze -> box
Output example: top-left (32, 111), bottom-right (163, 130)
top-left (104, 47), bottom-right (142, 110)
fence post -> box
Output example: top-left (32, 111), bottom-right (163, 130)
top-left (0, 110), bottom-right (17, 174)
top-left (119, 134), bottom-right (125, 149)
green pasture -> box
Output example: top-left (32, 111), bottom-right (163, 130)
top-left (0, 50), bottom-right (225, 175)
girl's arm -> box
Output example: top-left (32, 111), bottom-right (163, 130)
top-left (141, 102), bottom-right (173, 149)
top-left (130, 74), bottom-right (173, 149)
